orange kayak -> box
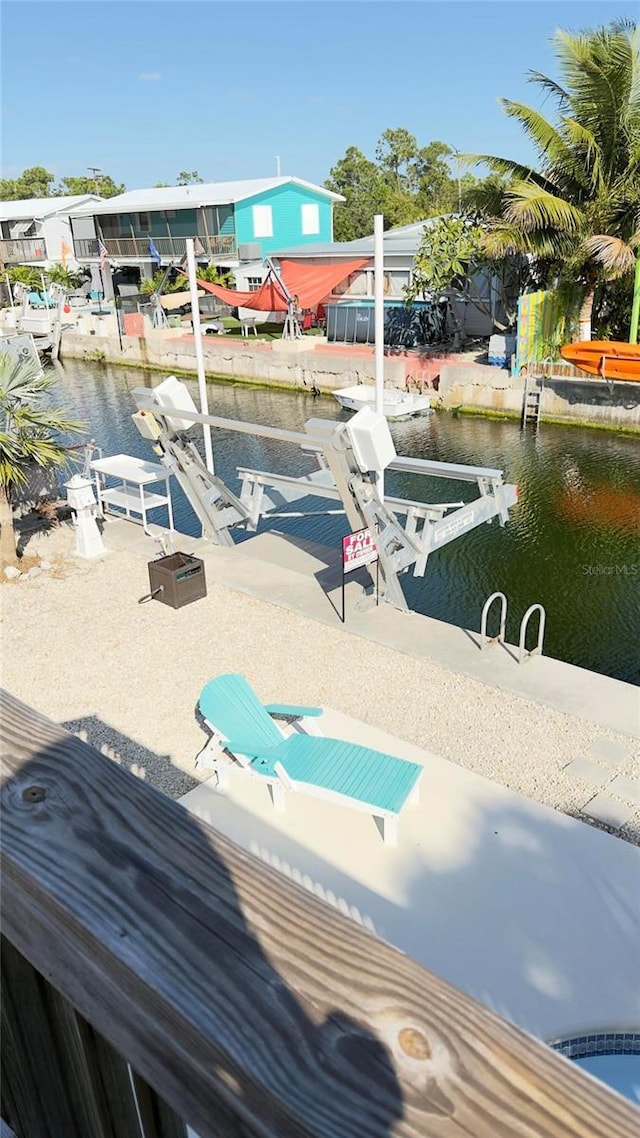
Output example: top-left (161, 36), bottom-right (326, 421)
top-left (560, 341), bottom-right (640, 381)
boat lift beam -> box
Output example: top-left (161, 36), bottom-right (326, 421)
top-left (132, 385), bottom-right (518, 610)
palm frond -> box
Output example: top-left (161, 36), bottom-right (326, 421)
top-left (481, 221), bottom-right (566, 261)
top-left (504, 182), bottom-right (585, 233)
top-left (10, 405), bottom-right (84, 435)
top-left (464, 154), bottom-right (557, 193)
top-left (0, 352), bottom-right (86, 500)
top-left (582, 234), bottom-right (637, 276)
top-left (499, 100), bottom-right (569, 160)
top-left (560, 118), bottom-right (604, 194)
top-left (527, 71), bottom-right (571, 108)
top-left (553, 25), bottom-right (639, 179)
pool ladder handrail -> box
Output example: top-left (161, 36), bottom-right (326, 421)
top-left (480, 591), bottom-right (507, 648)
top-left (480, 592), bottom-right (546, 664)
top-left (518, 603), bottom-right (546, 664)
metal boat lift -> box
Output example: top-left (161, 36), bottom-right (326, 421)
top-left (132, 380), bottom-right (518, 612)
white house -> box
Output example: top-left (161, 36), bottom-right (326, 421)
top-left (67, 178), bottom-right (343, 281)
top-left (0, 195), bottom-right (103, 268)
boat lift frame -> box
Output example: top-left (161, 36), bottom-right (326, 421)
top-left (132, 385), bottom-right (518, 612)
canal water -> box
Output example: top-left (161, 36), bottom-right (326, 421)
top-left (52, 359), bottom-right (640, 685)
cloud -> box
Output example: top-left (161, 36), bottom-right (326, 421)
top-left (139, 72), bottom-right (161, 82)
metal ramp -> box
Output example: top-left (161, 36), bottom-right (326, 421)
top-left (132, 383), bottom-right (519, 612)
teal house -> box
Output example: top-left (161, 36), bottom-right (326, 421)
top-left (69, 177), bottom-right (343, 276)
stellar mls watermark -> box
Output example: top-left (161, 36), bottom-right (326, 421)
top-left (582, 563), bottom-right (638, 576)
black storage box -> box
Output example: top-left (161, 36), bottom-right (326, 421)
top-left (148, 552), bottom-right (207, 609)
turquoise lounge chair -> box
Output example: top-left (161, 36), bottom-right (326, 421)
top-left (196, 673), bottom-right (422, 844)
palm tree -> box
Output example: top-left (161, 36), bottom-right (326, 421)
top-left (474, 21), bottom-right (640, 339)
top-left (0, 352), bottom-right (84, 568)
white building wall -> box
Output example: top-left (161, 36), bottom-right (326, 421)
top-left (234, 260), bottom-right (282, 323)
top-left (43, 214), bottom-right (76, 266)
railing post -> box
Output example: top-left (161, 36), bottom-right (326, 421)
top-left (480, 591), bottom-right (508, 648)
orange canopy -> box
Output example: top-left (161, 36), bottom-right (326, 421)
top-left (188, 258), bottom-right (370, 312)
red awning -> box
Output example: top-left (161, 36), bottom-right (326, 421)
top-left (278, 259), bottom-right (370, 308)
top-left (188, 258), bottom-right (370, 312)
top-left (194, 274), bottom-right (288, 311)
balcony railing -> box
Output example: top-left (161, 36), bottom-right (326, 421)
top-left (73, 234), bottom-right (236, 261)
top-left (0, 237), bottom-right (47, 264)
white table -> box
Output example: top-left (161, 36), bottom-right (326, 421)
top-left (90, 454), bottom-right (174, 534)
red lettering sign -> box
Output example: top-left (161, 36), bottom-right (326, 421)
top-left (342, 528), bottom-right (377, 572)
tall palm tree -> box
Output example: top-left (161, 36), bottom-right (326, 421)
top-left (475, 21), bottom-right (640, 339)
top-left (0, 352), bottom-right (84, 567)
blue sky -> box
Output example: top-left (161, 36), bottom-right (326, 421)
top-left (1, 2), bottom-right (635, 191)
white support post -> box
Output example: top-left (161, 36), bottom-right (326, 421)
top-left (186, 237), bottom-right (214, 474)
top-left (374, 214), bottom-right (385, 501)
top-left (65, 475), bottom-right (106, 559)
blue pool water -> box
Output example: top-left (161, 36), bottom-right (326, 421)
top-left (574, 1054), bottom-right (640, 1105)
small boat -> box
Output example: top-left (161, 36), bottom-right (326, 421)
top-left (333, 384), bottom-right (431, 420)
top-left (560, 341), bottom-right (640, 382)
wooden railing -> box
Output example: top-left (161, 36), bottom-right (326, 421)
top-left (72, 234), bottom-right (236, 261)
top-left (1, 688), bottom-right (638, 1138)
top-left (0, 238), bottom-right (47, 264)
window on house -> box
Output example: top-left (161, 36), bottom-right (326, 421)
top-left (246, 277), bottom-right (263, 291)
top-left (301, 203), bottom-right (320, 235)
top-left (138, 213), bottom-right (149, 230)
top-left (252, 204), bottom-right (273, 238)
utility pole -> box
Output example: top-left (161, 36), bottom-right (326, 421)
top-left (451, 148), bottom-right (462, 213)
top-left (88, 166), bottom-right (102, 192)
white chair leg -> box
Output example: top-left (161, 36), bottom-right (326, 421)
top-left (380, 815), bottom-right (398, 846)
top-left (215, 764), bottom-right (231, 794)
top-left (292, 716), bottom-right (323, 737)
top-left (195, 739), bottom-right (219, 770)
top-left (268, 781), bottom-right (286, 810)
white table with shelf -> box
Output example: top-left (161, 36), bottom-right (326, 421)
top-left (90, 454), bottom-right (174, 534)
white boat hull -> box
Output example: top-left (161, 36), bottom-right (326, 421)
top-left (333, 385), bottom-right (431, 420)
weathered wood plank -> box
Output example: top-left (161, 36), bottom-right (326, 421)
top-left (1, 689), bottom-right (638, 1138)
top-left (131, 1071), bottom-right (188, 1138)
top-left (1, 936), bottom-right (84, 1138)
top-left (1, 935), bottom-right (148, 1138)
top-left (39, 987), bottom-right (125, 1138)
top-left (72, 1015), bottom-right (147, 1137)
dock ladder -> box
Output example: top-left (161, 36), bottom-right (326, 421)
top-left (521, 370), bottom-right (543, 428)
top-left (480, 592), bottom-right (547, 663)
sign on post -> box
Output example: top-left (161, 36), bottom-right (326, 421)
top-left (341, 527), bottom-right (378, 622)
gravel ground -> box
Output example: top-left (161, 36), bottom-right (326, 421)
top-left (2, 522), bottom-right (639, 844)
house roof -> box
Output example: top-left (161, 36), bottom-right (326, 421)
top-left (0, 195), bottom-right (103, 221)
top-left (273, 216), bottom-right (446, 260)
top-left (70, 177), bottom-right (344, 217)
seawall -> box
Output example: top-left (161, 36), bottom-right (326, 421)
top-left (437, 362), bottom-right (640, 433)
top-left (59, 318), bottom-right (640, 433)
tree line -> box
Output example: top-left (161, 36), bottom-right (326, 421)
top-left (0, 169), bottom-right (206, 201)
top-left (324, 130), bottom-right (498, 241)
